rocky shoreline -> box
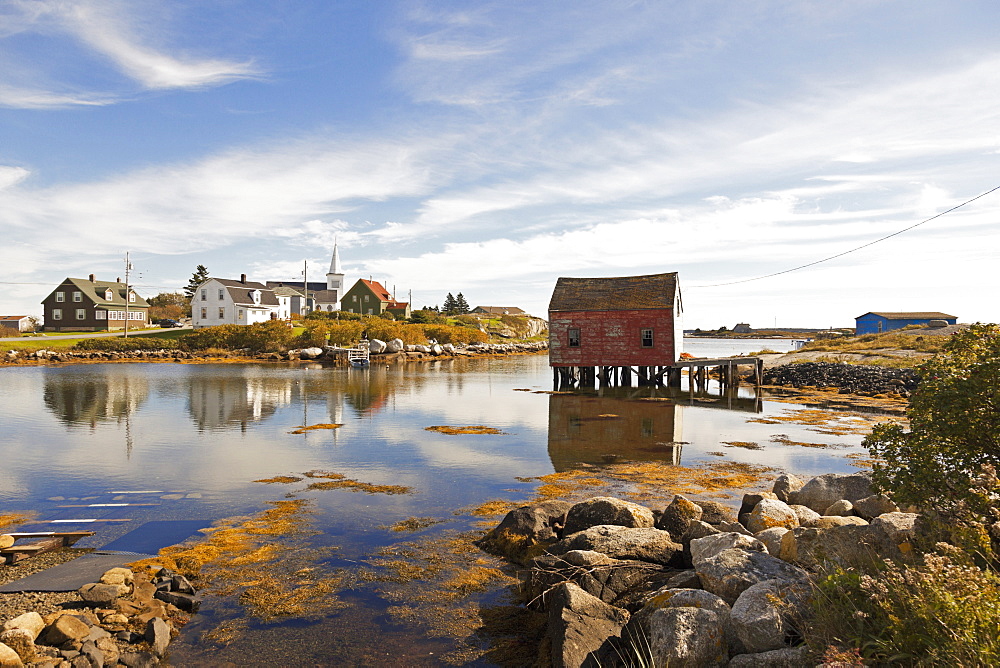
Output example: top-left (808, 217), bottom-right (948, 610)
top-left (477, 471), bottom-right (911, 666)
top-left (0, 564), bottom-right (198, 667)
top-left (761, 361), bottom-right (919, 397)
top-left (0, 340), bottom-right (548, 366)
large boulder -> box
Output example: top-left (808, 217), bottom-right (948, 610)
top-left (544, 582), bottom-right (629, 668)
top-left (549, 526), bottom-right (682, 566)
top-left (728, 646), bottom-right (811, 667)
top-left (745, 499), bottom-right (799, 533)
top-left (0, 630), bottom-right (34, 664)
top-left (794, 473), bottom-right (873, 514)
top-left (525, 552), bottom-right (671, 608)
top-left (41, 614), bottom-right (90, 645)
top-left (1, 613), bottom-right (43, 640)
top-left (0, 642), bottom-right (24, 668)
top-left (656, 495), bottom-right (703, 540)
top-left (635, 587), bottom-right (741, 655)
top-left (298, 347), bottom-right (324, 359)
top-left (564, 497), bottom-right (655, 535)
top-left (368, 339), bottom-right (387, 353)
top-left (384, 338), bottom-right (405, 353)
top-left (695, 549), bottom-right (809, 605)
top-left (648, 607), bottom-right (727, 667)
top-left (476, 500), bottom-right (572, 565)
top-left (696, 500), bottom-right (736, 525)
top-left (779, 524), bottom-right (876, 569)
top-left (853, 495), bottom-right (899, 521)
top-left (690, 533), bottom-right (766, 568)
top-left (805, 516), bottom-right (868, 529)
top-left (771, 474), bottom-right (805, 504)
top-left (790, 505), bottom-right (821, 525)
top-left (870, 512), bottom-right (918, 558)
top-left (754, 527), bottom-right (790, 556)
top-left (730, 579), bottom-right (804, 653)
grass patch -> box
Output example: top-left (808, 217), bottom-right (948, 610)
top-left (302, 471), bottom-right (412, 495)
top-left (382, 517), bottom-right (445, 532)
top-left (130, 499), bottom-right (346, 630)
top-left (288, 423), bottom-right (343, 434)
top-left (722, 441), bottom-right (763, 450)
top-left (425, 425), bottom-right (507, 435)
top-left (253, 475), bottom-right (303, 484)
top-left (797, 331), bottom-right (946, 354)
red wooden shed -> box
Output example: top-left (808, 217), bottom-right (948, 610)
top-left (547, 272), bottom-right (682, 387)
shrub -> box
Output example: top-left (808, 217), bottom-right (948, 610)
top-left (178, 320), bottom-right (294, 354)
top-left (864, 323), bottom-right (1000, 522)
top-left (806, 548), bottom-right (1000, 664)
top-left (74, 337), bottom-right (180, 352)
top-left (423, 324), bottom-right (487, 345)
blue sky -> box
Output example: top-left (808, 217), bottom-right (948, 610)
top-left (2, 1), bottom-right (1000, 328)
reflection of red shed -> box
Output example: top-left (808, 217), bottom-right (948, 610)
top-left (548, 272), bottom-right (682, 368)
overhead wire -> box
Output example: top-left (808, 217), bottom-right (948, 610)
top-left (690, 184), bottom-right (1000, 288)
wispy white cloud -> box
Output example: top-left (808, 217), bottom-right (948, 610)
top-left (0, 0), bottom-right (260, 109)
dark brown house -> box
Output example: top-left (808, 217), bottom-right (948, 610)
top-left (548, 272), bottom-right (682, 369)
top-left (41, 275), bottom-right (149, 332)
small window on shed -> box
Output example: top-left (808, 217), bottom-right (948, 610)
top-left (641, 328), bottom-right (654, 348)
top-left (568, 328), bottom-right (581, 347)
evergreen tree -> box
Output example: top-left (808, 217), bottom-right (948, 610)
top-left (443, 293), bottom-right (457, 314)
top-left (184, 265), bottom-right (210, 299)
top-left (455, 292), bottom-right (470, 314)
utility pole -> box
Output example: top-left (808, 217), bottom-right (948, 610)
top-left (123, 251), bottom-right (133, 338)
top-left (302, 260), bottom-right (310, 315)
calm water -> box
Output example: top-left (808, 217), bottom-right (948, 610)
top-left (0, 344), bottom-right (871, 664)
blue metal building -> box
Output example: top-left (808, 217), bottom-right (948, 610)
top-left (855, 311), bottom-right (957, 335)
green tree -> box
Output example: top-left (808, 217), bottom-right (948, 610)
top-left (184, 265), bottom-right (210, 300)
top-left (443, 293), bottom-right (457, 315)
top-left (455, 292), bottom-right (470, 314)
top-left (148, 292), bottom-right (187, 320)
top-left (865, 323), bottom-right (1000, 522)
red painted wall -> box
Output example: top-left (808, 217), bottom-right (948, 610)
top-left (548, 309), bottom-right (676, 367)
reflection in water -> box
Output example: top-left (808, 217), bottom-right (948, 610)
top-left (43, 368), bottom-right (149, 429)
top-left (187, 369), bottom-right (290, 431)
top-left (547, 386), bottom-right (763, 471)
top-left (548, 392), bottom-right (683, 471)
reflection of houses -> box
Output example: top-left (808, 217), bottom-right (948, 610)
top-left (41, 275), bottom-right (149, 332)
top-left (855, 311), bottom-right (957, 335)
top-left (186, 370), bottom-right (290, 431)
top-left (43, 368), bottom-right (149, 428)
top-left (547, 393), bottom-right (683, 472)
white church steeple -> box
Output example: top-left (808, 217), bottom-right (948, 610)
top-left (326, 242), bottom-right (344, 300)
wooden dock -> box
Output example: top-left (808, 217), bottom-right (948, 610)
top-left (553, 356), bottom-right (763, 391)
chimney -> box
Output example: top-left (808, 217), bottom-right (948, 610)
top-left (116, 277), bottom-right (121, 283)
top-left (89, 274), bottom-right (95, 282)
top-left (241, 274), bottom-right (247, 284)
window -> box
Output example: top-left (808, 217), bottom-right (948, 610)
top-left (73, 291), bottom-right (82, 302)
top-left (218, 308), bottom-right (225, 319)
top-left (129, 292), bottom-right (136, 303)
top-left (352, 295), bottom-right (357, 302)
top-left (105, 289), bottom-right (114, 301)
top-left (52, 308), bottom-right (63, 320)
top-left (568, 328), bottom-right (580, 347)
top-left (367, 308), bottom-right (373, 315)
top-left (95, 310), bottom-right (106, 320)
top-left (76, 309), bottom-right (86, 320)
top-left (55, 291), bottom-right (65, 302)
top-left (218, 288), bottom-right (224, 300)
top-left (200, 307), bottom-right (207, 319)
top-left (641, 328), bottom-right (654, 348)
top-left (238, 309), bottom-right (244, 319)
top-left (129, 311), bottom-right (144, 320)
top-left (201, 289), bottom-right (207, 301)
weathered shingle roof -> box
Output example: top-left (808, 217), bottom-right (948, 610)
top-left (548, 273), bottom-right (679, 311)
top-left (857, 311), bottom-right (957, 320)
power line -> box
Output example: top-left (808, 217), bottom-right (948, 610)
top-left (690, 184), bottom-right (1000, 288)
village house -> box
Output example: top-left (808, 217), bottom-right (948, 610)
top-left (41, 276), bottom-right (149, 332)
top-left (265, 243), bottom-right (346, 315)
top-left (191, 275), bottom-right (280, 329)
top-left (0, 315), bottom-right (35, 333)
top-left (472, 306), bottom-right (527, 316)
top-left (548, 272), bottom-right (683, 372)
top-left (341, 279), bottom-right (411, 319)
top-left (855, 311), bottom-right (957, 335)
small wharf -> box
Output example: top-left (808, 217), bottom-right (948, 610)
top-left (1, 531), bottom-right (95, 565)
top-left (553, 356), bottom-right (763, 391)
top-left (347, 342), bottom-right (370, 368)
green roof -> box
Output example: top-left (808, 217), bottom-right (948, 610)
top-left (61, 277), bottom-right (150, 308)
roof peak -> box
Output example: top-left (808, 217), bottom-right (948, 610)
top-left (328, 242), bottom-right (342, 275)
